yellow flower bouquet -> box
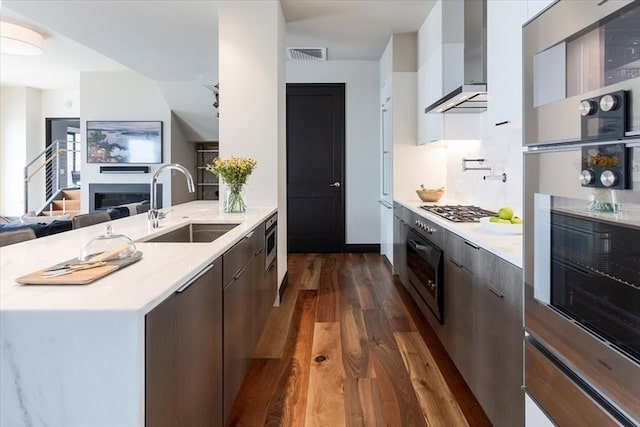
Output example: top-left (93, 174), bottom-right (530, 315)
top-left (205, 156), bottom-right (257, 212)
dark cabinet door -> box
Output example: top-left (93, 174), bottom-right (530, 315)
top-left (146, 261), bottom-right (223, 427)
top-left (444, 255), bottom-right (474, 385)
top-left (223, 263), bottom-right (253, 419)
top-left (473, 253), bottom-right (524, 427)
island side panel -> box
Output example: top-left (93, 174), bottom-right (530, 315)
top-left (0, 310), bottom-right (141, 426)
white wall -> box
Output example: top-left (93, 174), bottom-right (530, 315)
top-left (0, 87), bottom-right (29, 216)
top-left (287, 61), bottom-right (380, 245)
top-left (0, 87), bottom-right (82, 216)
top-left (219, 0), bottom-right (287, 291)
top-left (41, 90), bottom-right (80, 120)
top-left (79, 71), bottom-right (180, 213)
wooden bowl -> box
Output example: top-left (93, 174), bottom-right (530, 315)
top-left (416, 188), bottom-right (444, 202)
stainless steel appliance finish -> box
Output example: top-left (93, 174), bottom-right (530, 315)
top-left (425, 0), bottom-right (487, 113)
top-left (406, 212), bottom-right (445, 323)
top-left (524, 143), bottom-right (640, 426)
top-left (420, 205), bottom-right (497, 222)
top-left (524, 4), bottom-right (640, 424)
top-left (264, 213), bottom-right (277, 272)
top-left (523, 0), bottom-right (640, 146)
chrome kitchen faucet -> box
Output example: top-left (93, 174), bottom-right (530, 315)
top-left (148, 164), bottom-right (195, 228)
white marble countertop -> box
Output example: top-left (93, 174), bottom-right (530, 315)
top-left (395, 198), bottom-right (523, 268)
top-left (0, 201), bottom-right (276, 313)
top-left (1, 201), bottom-right (276, 426)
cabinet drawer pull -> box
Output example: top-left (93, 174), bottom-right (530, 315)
top-left (487, 285), bottom-right (504, 298)
top-left (255, 246), bottom-right (264, 256)
top-left (233, 266), bottom-right (247, 280)
top-left (176, 262), bottom-right (214, 293)
top-left (244, 231), bottom-right (255, 240)
top-left (266, 261), bottom-right (276, 273)
top-left (464, 240), bottom-right (479, 250)
top-left (450, 259), bottom-right (463, 268)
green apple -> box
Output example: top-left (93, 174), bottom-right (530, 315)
top-left (489, 216), bottom-right (500, 223)
top-left (497, 219), bottom-right (511, 224)
top-left (498, 207), bottom-right (514, 220)
top-left (510, 217), bottom-right (523, 224)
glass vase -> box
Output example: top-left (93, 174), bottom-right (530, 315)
top-left (223, 184), bottom-right (247, 213)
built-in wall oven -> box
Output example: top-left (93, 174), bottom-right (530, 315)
top-left (524, 2), bottom-right (640, 425)
top-left (406, 213), bottom-right (444, 324)
top-left (524, 0), bottom-right (640, 147)
top-left (265, 213), bottom-right (277, 272)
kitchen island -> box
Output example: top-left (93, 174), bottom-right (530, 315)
top-left (0, 201), bottom-right (276, 426)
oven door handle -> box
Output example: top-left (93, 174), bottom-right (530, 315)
top-left (409, 239), bottom-right (429, 252)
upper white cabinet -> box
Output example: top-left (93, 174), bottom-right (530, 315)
top-left (422, 46), bottom-right (444, 144)
top-left (418, 1), bottom-right (443, 144)
top-left (486, 0), bottom-right (528, 127)
top-left (417, 0), bottom-right (466, 144)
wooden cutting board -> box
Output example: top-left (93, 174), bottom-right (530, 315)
top-left (16, 251), bottom-right (142, 285)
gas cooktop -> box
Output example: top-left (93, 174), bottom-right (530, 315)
top-left (420, 205), bottom-right (498, 223)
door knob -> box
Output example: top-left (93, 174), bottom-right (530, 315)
top-left (329, 181), bottom-right (341, 187)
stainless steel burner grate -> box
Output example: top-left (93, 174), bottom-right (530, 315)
top-left (420, 205), bottom-right (498, 223)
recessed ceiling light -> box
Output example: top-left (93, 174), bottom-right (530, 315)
top-left (1, 22), bottom-right (44, 56)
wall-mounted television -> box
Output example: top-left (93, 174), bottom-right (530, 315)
top-left (87, 121), bottom-right (163, 164)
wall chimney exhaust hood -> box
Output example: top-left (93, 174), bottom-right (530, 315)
top-left (425, 0), bottom-right (487, 114)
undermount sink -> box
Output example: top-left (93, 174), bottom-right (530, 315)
top-left (138, 223), bottom-right (239, 243)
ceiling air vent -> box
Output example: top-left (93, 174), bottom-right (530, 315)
top-left (287, 47), bottom-right (327, 61)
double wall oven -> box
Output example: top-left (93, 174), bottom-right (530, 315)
top-left (524, 2), bottom-right (639, 425)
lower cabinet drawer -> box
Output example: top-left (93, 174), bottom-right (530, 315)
top-left (223, 223), bottom-right (265, 285)
top-left (525, 340), bottom-right (621, 427)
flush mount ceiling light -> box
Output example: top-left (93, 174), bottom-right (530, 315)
top-left (1, 22), bottom-right (44, 56)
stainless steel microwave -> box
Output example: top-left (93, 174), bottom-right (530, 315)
top-left (523, 0), bottom-right (640, 146)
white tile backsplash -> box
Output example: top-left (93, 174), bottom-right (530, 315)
top-left (421, 118), bottom-right (524, 217)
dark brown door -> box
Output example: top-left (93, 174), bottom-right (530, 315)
top-left (287, 83), bottom-right (345, 253)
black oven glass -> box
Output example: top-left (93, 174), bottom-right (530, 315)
top-left (566, 1), bottom-right (640, 97)
top-left (550, 211), bottom-right (640, 361)
top-left (267, 229), bottom-right (276, 254)
top-left (406, 229), bottom-right (443, 323)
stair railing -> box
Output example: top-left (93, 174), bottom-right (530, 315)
top-left (23, 139), bottom-right (81, 214)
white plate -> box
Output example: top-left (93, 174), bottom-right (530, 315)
top-left (479, 217), bottom-right (523, 235)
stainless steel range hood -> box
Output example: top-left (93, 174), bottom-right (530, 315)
top-left (425, 0), bottom-right (487, 114)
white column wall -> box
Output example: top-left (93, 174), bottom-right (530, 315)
top-left (218, 0), bottom-right (287, 290)
top-left (218, 0), bottom-right (281, 208)
top-left (286, 61), bottom-right (380, 245)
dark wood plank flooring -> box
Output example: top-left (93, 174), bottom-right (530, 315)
top-left (227, 253), bottom-right (491, 426)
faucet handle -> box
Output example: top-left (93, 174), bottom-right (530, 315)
top-left (157, 209), bottom-right (173, 220)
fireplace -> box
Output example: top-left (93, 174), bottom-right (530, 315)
top-left (89, 183), bottom-right (162, 212)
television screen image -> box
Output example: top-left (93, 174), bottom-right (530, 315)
top-left (87, 121), bottom-right (163, 164)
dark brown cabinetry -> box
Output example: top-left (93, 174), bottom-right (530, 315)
top-left (392, 207), bottom-right (525, 427)
top-left (392, 203), bottom-right (409, 286)
top-left (443, 231), bottom-right (478, 386)
top-left (473, 250), bottom-right (523, 427)
top-left (443, 233), bottom-right (524, 427)
top-left (222, 222), bottom-right (266, 419)
top-left (145, 260), bottom-right (223, 426)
